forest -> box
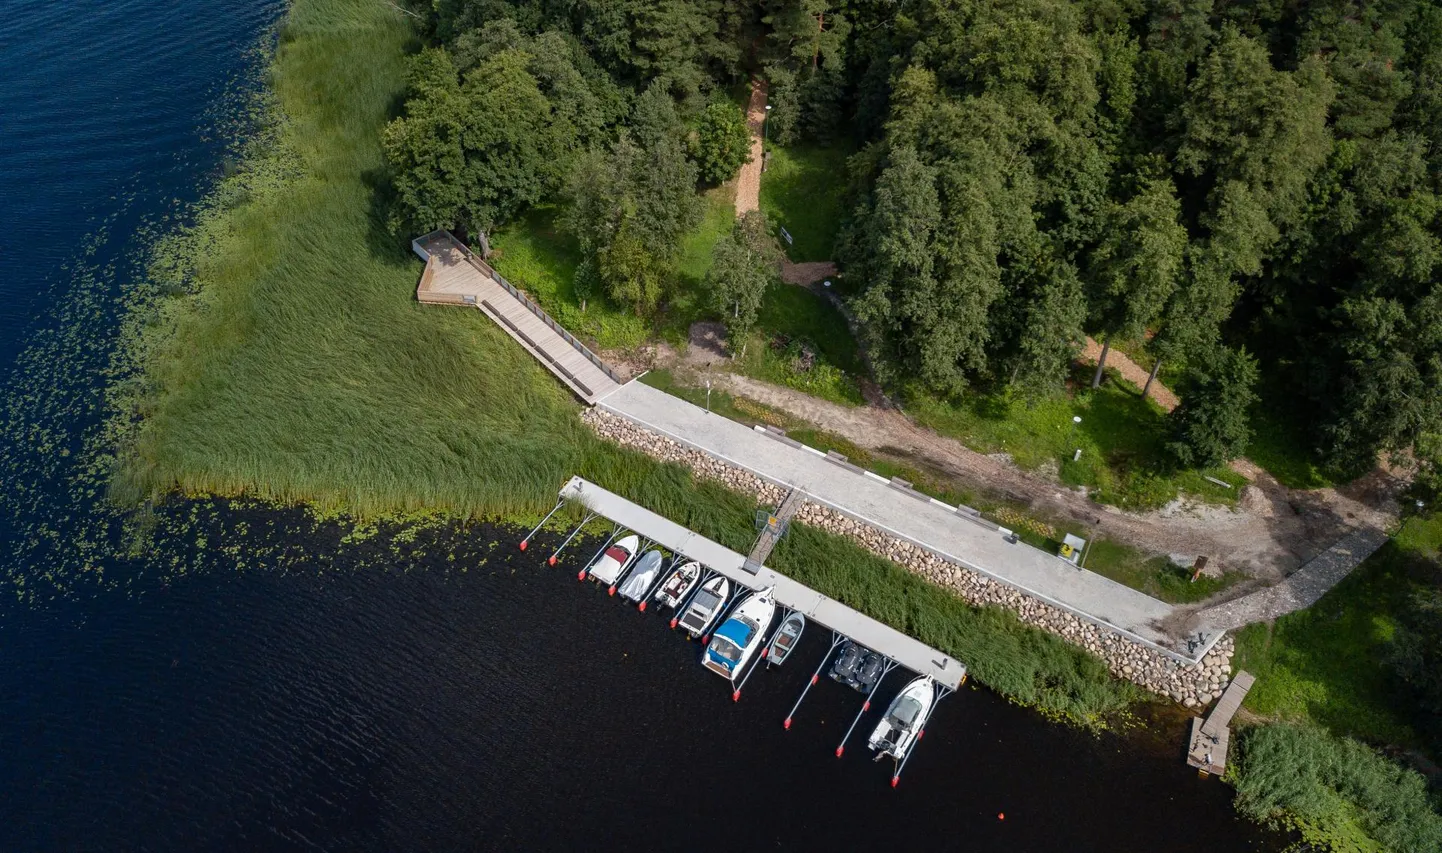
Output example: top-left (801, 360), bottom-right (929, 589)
top-left (388, 0), bottom-right (1442, 483)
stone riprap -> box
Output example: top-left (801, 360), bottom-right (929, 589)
top-left (581, 407), bottom-right (1234, 707)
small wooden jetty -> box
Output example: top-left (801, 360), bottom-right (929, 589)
top-left (1186, 670), bottom-right (1255, 776)
top-left (412, 231), bottom-right (622, 403)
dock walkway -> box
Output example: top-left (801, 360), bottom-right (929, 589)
top-left (559, 476), bottom-right (967, 690)
top-left (412, 231), bottom-right (621, 403)
top-left (1186, 671), bottom-right (1255, 775)
top-left (600, 380), bottom-right (1214, 661)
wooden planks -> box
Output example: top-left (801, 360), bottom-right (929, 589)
top-left (414, 232), bottom-right (620, 403)
top-left (1186, 671), bottom-right (1254, 776)
top-left (1202, 670), bottom-right (1255, 737)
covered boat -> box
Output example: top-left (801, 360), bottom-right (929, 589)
top-left (678, 575), bottom-right (730, 637)
top-left (703, 588), bottom-right (776, 681)
top-left (587, 534), bottom-right (638, 586)
top-left (653, 560), bottom-right (701, 609)
top-left (618, 550), bottom-right (665, 602)
top-left (867, 675), bottom-right (936, 762)
top-left (766, 611), bottom-right (805, 666)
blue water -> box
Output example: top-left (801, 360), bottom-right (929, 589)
top-left (0, 2), bottom-right (1282, 850)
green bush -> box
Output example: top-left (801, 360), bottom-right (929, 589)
top-left (691, 100), bottom-right (751, 185)
top-left (1232, 723), bottom-right (1442, 853)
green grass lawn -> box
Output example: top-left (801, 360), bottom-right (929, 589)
top-left (906, 366), bottom-right (1247, 511)
top-left (1082, 540), bottom-right (1245, 604)
top-left (759, 142), bottom-right (852, 262)
top-left (113, 1), bottom-right (1135, 725)
top-left (731, 285), bottom-right (864, 404)
top-left (1232, 517), bottom-right (1441, 752)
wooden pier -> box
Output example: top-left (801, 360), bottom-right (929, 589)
top-left (412, 231), bottom-right (621, 403)
top-left (1186, 670), bottom-right (1255, 776)
top-left (556, 475), bottom-right (968, 690)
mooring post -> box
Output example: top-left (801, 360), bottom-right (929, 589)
top-left (546, 512), bottom-right (595, 566)
top-left (836, 659), bottom-right (895, 758)
top-left (785, 632), bottom-right (844, 730)
top-left (520, 498), bottom-right (566, 551)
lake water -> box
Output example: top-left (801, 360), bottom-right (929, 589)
top-left (0, 2), bottom-right (1281, 850)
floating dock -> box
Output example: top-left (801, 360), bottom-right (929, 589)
top-left (554, 476), bottom-right (967, 690)
top-left (1186, 670), bottom-right (1255, 776)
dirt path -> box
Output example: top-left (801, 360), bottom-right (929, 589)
top-left (734, 78), bottom-right (767, 217)
top-left (1081, 337), bottom-right (1179, 411)
top-left (664, 325), bottom-right (1401, 585)
top-left (781, 260), bottom-right (836, 286)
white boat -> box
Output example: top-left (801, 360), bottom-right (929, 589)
top-left (703, 588), bottom-right (776, 681)
top-left (867, 675), bottom-right (936, 762)
top-left (766, 611), bottom-right (805, 666)
top-left (653, 561), bottom-right (701, 609)
top-left (678, 575), bottom-right (730, 637)
top-left (618, 550), bottom-right (664, 603)
top-left (587, 534), bottom-right (638, 586)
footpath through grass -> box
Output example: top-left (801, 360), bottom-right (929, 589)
top-left (112, 0), bottom-right (1134, 727)
top-left (758, 142), bottom-right (852, 262)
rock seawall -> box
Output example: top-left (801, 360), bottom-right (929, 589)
top-left (582, 407), bottom-right (1233, 706)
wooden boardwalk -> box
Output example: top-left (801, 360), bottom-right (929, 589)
top-left (1186, 670), bottom-right (1255, 776)
top-left (412, 231), bottom-right (621, 403)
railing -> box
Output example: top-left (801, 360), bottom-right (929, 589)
top-left (435, 231), bottom-right (624, 386)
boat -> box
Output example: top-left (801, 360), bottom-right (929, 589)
top-left (678, 575), bottom-right (730, 637)
top-left (854, 652), bottom-right (885, 693)
top-left (587, 534), bottom-right (638, 586)
top-left (618, 550), bottom-right (665, 603)
top-left (867, 675), bottom-right (936, 762)
top-left (703, 587), bottom-right (777, 680)
top-left (766, 611), bottom-right (805, 666)
top-left (653, 560), bottom-right (701, 609)
top-left (830, 640), bottom-right (865, 686)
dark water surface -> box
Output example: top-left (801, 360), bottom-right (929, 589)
top-left (0, 2), bottom-right (1281, 851)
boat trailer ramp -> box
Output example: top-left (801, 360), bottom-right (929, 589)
top-left (520, 476), bottom-right (967, 788)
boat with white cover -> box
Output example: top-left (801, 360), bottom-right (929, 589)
top-left (653, 560), bottom-right (701, 609)
top-left (703, 587), bottom-right (776, 681)
top-left (587, 534), bottom-right (638, 586)
top-left (766, 611), bottom-right (805, 666)
top-left (678, 575), bottom-right (730, 637)
top-left (618, 549), bottom-right (664, 602)
top-left (868, 675), bottom-right (936, 762)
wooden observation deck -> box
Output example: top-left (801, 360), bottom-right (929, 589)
top-left (412, 231), bottom-right (622, 404)
top-left (1186, 670), bottom-right (1255, 776)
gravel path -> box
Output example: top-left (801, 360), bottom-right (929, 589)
top-left (1081, 337), bottom-right (1179, 411)
top-left (734, 78), bottom-right (767, 217)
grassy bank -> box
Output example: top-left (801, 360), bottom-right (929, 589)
top-left (112, 0), bottom-right (1134, 726)
top-left (758, 142), bottom-right (852, 262)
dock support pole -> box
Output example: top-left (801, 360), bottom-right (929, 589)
top-left (547, 512), bottom-right (595, 566)
top-left (519, 498), bottom-right (566, 551)
top-left (731, 609), bottom-right (786, 702)
top-left (836, 660), bottom-right (895, 758)
top-left (785, 633), bottom-right (844, 730)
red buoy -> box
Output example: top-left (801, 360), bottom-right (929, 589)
top-left (998, 813), bottom-right (1005, 821)
top-left (784, 718), bottom-right (792, 730)
top-left (732, 690), bottom-right (740, 702)
top-left (548, 556), bottom-right (557, 566)
top-left (669, 617), bottom-right (678, 629)
top-left (810, 674), bottom-right (819, 685)
top-left (577, 570), bottom-right (587, 581)
top-left (862, 701), bottom-right (870, 712)
top-left (891, 776), bottom-right (899, 789)
top-left (608, 586), bottom-right (617, 596)
top-left (918, 729), bottom-right (925, 740)
top-left (701, 634), bottom-right (710, 644)
top-left (519, 540), bottom-right (528, 551)
top-left (835, 746), bottom-right (844, 758)
top-left (638, 602), bottom-right (648, 612)
top-left (760, 648), bottom-right (768, 658)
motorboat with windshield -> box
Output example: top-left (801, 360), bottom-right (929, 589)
top-left (703, 588), bottom-right (776, 680)
top-left (678, 575), bottom-right (730, 637)
top-left (867, 675), bottom-right (936, 762)
top-left (587, 534), bottom-right (638, 586)
top-left (653, 560), bottom-right (701, 609)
